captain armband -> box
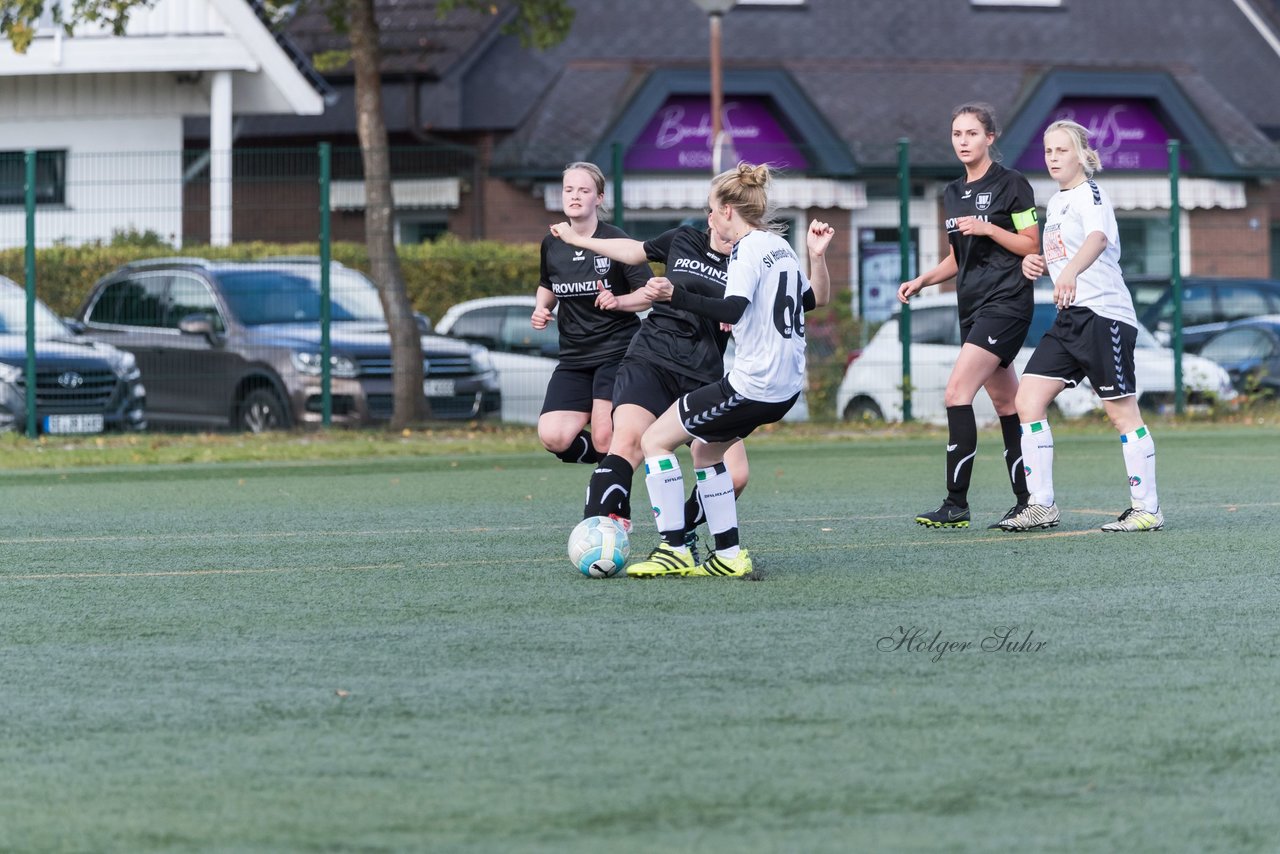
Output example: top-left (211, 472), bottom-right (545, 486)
top-left (1011, 208), bottom-right (1039, 231)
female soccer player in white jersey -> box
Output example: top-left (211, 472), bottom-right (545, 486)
top-left (547, 212), bottom-right (750, 563)
top-left (532, 162), bottom-right (651, 466)
top-left (1000, 120), bottom-right (1163, 533)
top-left (898, 103), bottom-right (1040, 530)
top-left (625, 163), bottom-right (833, 578)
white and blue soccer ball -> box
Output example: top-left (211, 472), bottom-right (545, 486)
top-left (568, 516), bottom-right (630, 578)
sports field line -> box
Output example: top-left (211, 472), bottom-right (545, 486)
top-left (0, 528), bottom-right (1099, 582)
top-left (0, 563), bottom-right (408, 581)
top-left (3, 497), bottom-right (1268, 548)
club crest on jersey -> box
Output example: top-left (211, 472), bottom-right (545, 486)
top-left (594, 255), bottom-right (612, 275)
top-left (975, 192), bottom-right (992, 211)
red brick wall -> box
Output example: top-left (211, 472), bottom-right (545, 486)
top-left (1187, 187), bottom-right (1271, 277)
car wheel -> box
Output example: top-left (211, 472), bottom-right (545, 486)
top-left (237, 388), bottom-right (291, 433)
top-left (842, 397), bottom-right (884, 422)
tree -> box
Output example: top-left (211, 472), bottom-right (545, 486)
top-left (2, 0), bottom-right (573, 430)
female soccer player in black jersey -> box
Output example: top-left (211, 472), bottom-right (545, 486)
top-left (897, 103), bottom-right (1040, 530)
top-left (533, 162), bottom-right (651, 465)
top-left (548, 211), bottom-right (749, 560)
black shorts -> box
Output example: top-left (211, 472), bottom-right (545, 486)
top-left (677, 376), bottom-right (799, 443)
top-left (540, 361), bottom-right (621, 415)
top-left (961, 312), bottom-right (1032, 368)
top-left (1023, 307), bottom-right (1138, 399)
top-left (613, 358), bottom-right (705, 417)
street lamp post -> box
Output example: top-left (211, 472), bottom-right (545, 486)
top-left (691, 0), bottom-right (736, 171)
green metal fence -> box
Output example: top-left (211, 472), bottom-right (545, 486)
top-left (1, 140), bottom-right (1269, 438)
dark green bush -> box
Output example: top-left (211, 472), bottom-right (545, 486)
top-left (0, 238), bottom-right (542, 320)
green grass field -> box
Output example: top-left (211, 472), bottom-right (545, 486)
top-left (3, 422), bottom-right (1278, 852)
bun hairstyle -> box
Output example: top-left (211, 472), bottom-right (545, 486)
top-left (1043, 119), bottom-right (1103, 177)
top-left (952, 101), bottom-right (1003, 162)
top-left (563, 161), bottom-right (609, 213)
top-left (710, 162), bottom-right (785, 235)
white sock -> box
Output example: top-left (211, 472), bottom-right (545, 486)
top-left (1019, 420), bottom-right (1055, 506)
top-left (1120, 425), bottom-right (1158, 511)
top-left (644, 454), bottom-right (687, 537)
top-left (696, 463), bottom-right (739, 559)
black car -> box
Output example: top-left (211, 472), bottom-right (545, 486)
top-left (0, 275), bottom-right (146, 434)
top-left (1128, 276), bottom-right (1280, 353)
top-left (71, 258), bottom-right (500, 431)
top-left (1197, 315), bottom-right (1280, 399)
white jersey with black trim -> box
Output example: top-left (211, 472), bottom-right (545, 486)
top-left (723, 229), bottom-right (811, 403)
top-left (1042, 179), bottom-right (1138, 327)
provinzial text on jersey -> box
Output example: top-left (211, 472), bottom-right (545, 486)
top-left (945, 215), bottom-right (991, 230)
top-left (669, 257), bottom-right (728, 281)
top-left (551, 280), bottom-right (609, 297)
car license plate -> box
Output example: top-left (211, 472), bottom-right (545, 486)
top-left (423, 379), bottom-right (456, 397)
top-left (43, 413), bottom-right (105, 434)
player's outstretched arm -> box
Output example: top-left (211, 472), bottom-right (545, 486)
top-left (548, 222), bottom-right (649, 265)
top-left (806, 220), bottom-right (835, 308)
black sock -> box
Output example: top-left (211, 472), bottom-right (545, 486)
top-left (682, 487), bottom-right (705, 533)
top-left (945, 405), bottom-right (977, 508)
top-left (583, 454), bottom-right (634, 519)
top-left (999, 413), bottom-right (1030, 504)
top-left (713, 528), bottom-right (740, 552)
top-left (553, 429), bottom-right (601, 464)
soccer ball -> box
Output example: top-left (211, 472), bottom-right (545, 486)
top-left (568, 516), bottom-right (630, 578)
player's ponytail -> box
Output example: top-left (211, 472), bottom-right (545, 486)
top-left (711, 161), bottom-right (786, 236)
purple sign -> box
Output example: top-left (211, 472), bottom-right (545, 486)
top-left (1016, 98), bottom-right (1188, 172)
top-left (624, 95), bottom-right (809, 171)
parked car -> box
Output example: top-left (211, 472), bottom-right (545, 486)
top-left (1196, 315), bottom-right (1280, 399)
top-left (1127, 275), bottom-right (1280, 353)
top-left (835, 291), bottom-right (1236, 425)
top-left (0, 275), bottom-right (146, 434)
top-left (71, 258), bottom-right (499, 431)
top-left (433, 295), bottom-right (560, 425)
top-left (434, 294), bottom-right (809, 425)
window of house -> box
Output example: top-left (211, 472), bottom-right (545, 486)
top-left (0, 150), bottom-right (68, 206)
top-left (397, 216), bottom-right (450, 244)
top-left (1117, 216), bottom-right (1172, 278)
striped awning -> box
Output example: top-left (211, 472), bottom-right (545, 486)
top-left (331, 178), bottom-right (461, 210)
top-left (1030, 176), bottom-right (1246, 211)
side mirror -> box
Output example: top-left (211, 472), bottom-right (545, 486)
top-left (63, 317), bottom-right (87, 334)
top-left (178, 312), bottom-right (217, 341)
top-left (415, 313), bottom-right (432, 334)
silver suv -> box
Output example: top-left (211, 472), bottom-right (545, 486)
top-left (72, 258), bottom-right (500, 431)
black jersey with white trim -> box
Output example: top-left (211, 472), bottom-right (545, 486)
top-left (538, 221), bottom-right (650, 368)
top-left (943, 161), bottom-right (1036, 327)
top-left (624, 226), bottom-right (729, 383)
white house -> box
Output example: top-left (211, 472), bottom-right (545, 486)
top-left (0, 0), bottom-right (326, 249)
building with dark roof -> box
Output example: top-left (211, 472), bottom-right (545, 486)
top-left (191, 0), bottom-right (1280, 310)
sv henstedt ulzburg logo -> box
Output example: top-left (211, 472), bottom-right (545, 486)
top-left (57, 371), bottom-right (84, 388)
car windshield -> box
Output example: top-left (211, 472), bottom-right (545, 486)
top-left (0, 284), bottom-right (71, 337)
top-left (217, 268), bottom-right (387, 326)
